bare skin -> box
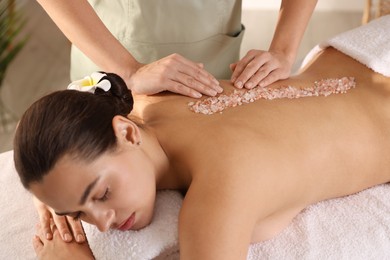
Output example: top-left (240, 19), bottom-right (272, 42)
top-left (231, 0), bottom-right (318, 89)
top-left (30, 48), bottom-right (390, 259)
top-left (135, 47), bottom-right (390, 257)
top-left (33, 224), bottom-right (93, 259)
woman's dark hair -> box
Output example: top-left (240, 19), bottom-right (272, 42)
top-left (14, 72), bottom-right (134, 189)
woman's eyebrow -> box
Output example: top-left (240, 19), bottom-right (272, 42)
top-left (54, 176), bottom-right (101, 216)
top-left (79, 176), bottom-right (101, 205)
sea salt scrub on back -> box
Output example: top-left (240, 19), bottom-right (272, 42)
top-left (188, 77), bottom-right (356, 115)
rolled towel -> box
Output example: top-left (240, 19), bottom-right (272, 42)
top-left (302, 15), bottom-right (390, 77)
top-left (83, 191), bottom-right (182, 260)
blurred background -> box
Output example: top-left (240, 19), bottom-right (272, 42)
top-left (0, 0), bottom-right (374, 152)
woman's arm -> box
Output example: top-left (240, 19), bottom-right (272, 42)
top-left (231, 0), bottom-right (318, 89)
top-left (36, 0), bottom-right (221, 98)
top-left (33, 223), bottom-right (93, 260)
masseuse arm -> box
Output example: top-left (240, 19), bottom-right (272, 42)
top-left (36, 0), bottom-right (221, 98)
top-left (231, 0), bottom-right (318, 89)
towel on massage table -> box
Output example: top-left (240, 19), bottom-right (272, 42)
top-left (302, 15), bottom-right (390, 77)
top-left (2, 148), bottom-right (389, 259)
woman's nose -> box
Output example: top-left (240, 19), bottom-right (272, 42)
top-left (92, 209), bottom-right (115, 232)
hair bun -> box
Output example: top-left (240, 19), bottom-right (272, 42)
top-left (94, 72), bottom-right (134, 114)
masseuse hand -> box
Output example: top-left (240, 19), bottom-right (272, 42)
top-left (230, 50), bottom-right (293, 89)
top-left (127, 53), bottom-right (223, 98)
top-left (33, 196), bottom-right (85, 244)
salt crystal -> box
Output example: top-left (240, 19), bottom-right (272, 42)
top-left (188, 77), bottom-right (356, 115)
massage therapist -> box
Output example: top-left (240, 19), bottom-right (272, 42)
top-left (37, 0), bottom-right (317, 98)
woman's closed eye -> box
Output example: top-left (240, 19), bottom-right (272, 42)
top-left (71, 211), bottom-right (83, 221)
top-left (69, 189), bottom-right (109, 220)
top-left (66, 188), bottom-right (110, 220)
top-left (98, 188), bottom-right (110, 202)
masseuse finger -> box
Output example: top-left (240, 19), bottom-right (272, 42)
top-left (166, 80), bottom-right (204, 98)
top-left (259, 68), bottom-right (287, 87)
top-left (256, 56), bottom-right (291, 87)
top-left (175, 56), bottom-right (222, 93)
top-left (52, 213), bottom-right (73, 242)
top-left (175, 72), bottom-right (219, 97)
top-left (178, 55), bottom-right (219, 85)
top-left (230, 62), bottom-right (238, 72)
top-left (181, 67), bottom-right (222, 95)
top-left (236, 53), bottom-right (272, 89)
top-left (231, 50), bottom-right (259, 87)
top-left (244, 62), bottom-right (278, 89)
top-left (66, 216), bottom-right (86, 243)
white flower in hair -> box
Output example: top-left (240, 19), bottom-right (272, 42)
top-left (67, 72), bottom-right (111, 93)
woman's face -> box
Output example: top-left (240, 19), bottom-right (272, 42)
top-left (30, 146), bottom-right (157, 232)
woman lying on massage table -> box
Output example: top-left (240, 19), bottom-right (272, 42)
top-left (14, 46), bottom-right (390, 259)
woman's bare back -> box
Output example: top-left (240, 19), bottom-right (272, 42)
top-left (133, 47), bottom-right (390, 244)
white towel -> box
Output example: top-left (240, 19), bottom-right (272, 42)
top-left (248, 184), bottom-right (390, 260)
top-left (302, 15), bottom-right (390, 77)
top-left (1, 148), bottom-right (390, 260)
top-left (0, 150), bottom-right (38, 260)
top-left (83, 191), bottom-right (182, 260)
top-left (82, 184), bottom-right (390, 260)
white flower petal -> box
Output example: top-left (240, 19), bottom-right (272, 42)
top-left (67, 84), bottom-right (79, 90)
top-left (80, 85), bottom-right (96, 93)
top-left (90, 72), bottom-right (107, 85)
top-left (95, 79), bottom-right (111, 92)
top-left (67, 72), bottom-right (108, 93)
top-left (67, 79), bottom-right (86, 90)
top-left (83, 76), bottom-right (94, 86)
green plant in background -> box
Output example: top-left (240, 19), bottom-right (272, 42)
top-left (0, 0), bottom-right (28, 131)
top-left (0, 0), bottom-right (28, 85)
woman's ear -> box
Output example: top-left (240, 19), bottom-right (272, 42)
top-left (112, 115), bottom-right (141, 147)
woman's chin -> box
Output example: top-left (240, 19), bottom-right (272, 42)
top-left (133, 214), bottom-right (154, 230)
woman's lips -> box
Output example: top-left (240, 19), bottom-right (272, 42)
top-left (117, 213), bottom-right (135, 231)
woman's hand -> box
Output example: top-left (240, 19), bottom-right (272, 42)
top-left (230, 49), bottom-right (293, 89)
top-left (33, 224), bottom-right (94, 260)
top-left (33, 196), bottom-right (85, 243)
top-left (126, 53), bottom-right (223, 98)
